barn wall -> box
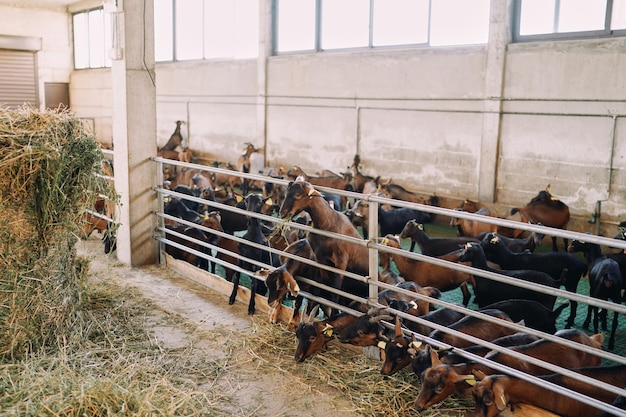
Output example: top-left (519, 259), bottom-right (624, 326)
top-left (62, 1), bottom-right (626, 233)
top-left (0, 3), bottom-right (72, 108)
top-left (498, 37), bottom-right (626, 228)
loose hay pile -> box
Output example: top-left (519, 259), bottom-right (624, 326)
top-left (0, 107), bottom-right (115, 360)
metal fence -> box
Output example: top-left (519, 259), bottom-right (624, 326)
top-left (153, 156), bottom-right (626, 416)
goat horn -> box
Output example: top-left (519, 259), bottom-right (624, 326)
top-left (370, 315), bottom-right (393, 324)
top-left (308, 304), bottom-right (320, 322)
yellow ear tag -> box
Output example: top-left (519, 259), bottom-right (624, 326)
top-left (265, 198), bottom-right (273, 206)
top-left (418, 224), bottom-right (424, 231)
top-left (381, 238), bottom-right (389, 246)
top-left (465, 378), bottom-right (476, 387)
top-left (203, 213), bottom-right (210, 221)
top-left (235, 194), bottom-right (244, 203)
top-left (322, 324), bottom-right (334, 337)
top-left (409, 340), bottom-right (422, 350)
top-left (490, 236), bottom-right (498, 244)
top-left (377, 341), bottom-right (387, 349)
top-left (307, 188), bottom-right (316, 197)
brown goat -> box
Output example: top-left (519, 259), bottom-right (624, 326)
top-left (428, 309), bottom-right (517, 349)
top-left (380, 234), bottom-right (475, 306)
top-left (294, 305), bottom-right (358, 362)
top-left (510, 185), bottom-right (570, 251)
top-left (480, 328), bottom-right (604, 376)
top-left (415, 329), bottom-right (604, 412)
top-left (473, 365), bottom-right (626, 417)
top-left (210, 161), bottom-right (243, 194)
top-left (279, 179), bottom-right (369, 306)
top-left (257, 238), bottom-right (316, 325)
top-left (450, 208), bottom-right (498, 238)
top-left (350, 154), bottom-right (380, 193)
top-left (379, 316), bottom-right (424, 376)
top-left (159, 120), bottom-right (184, 151)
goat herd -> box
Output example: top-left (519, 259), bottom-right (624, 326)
top-left (156, 139), bottom-right (626, 416)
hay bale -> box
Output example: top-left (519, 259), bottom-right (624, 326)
top-left (0, 106), bottom-right (115, 360)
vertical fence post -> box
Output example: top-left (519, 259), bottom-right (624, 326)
top-left (155, 158), bottom-right (166, 266)
top-left (367, 199), bottom-right (379, 306)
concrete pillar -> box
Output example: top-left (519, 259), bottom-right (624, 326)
top-left (256, 0), bottom-right (272, 165)
top-left (110, 0), bottom-right (158, 265)
top-left (478, 0), bottom-right (513, 202)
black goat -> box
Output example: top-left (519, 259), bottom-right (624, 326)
top-left (568, 239), bottom-right (625, 350)
top-left (458, 242), bottom-right (562, 309)
top-left (229, 194), bottom-right (280, 315)
top-left (164, 197), bottom-right (202, 224)
top-left (402, 304), bottom-right (467, 336)
top-left (476, 229), bottom-right (545, 253)
top-left (346, 200), bottom-right (431, 239)
top-left (480, 299), bottom-right (568, 334)
top-left (399, 220), bottom-right (478, 254)
top-left (480, 233), bottom-right (586, 328)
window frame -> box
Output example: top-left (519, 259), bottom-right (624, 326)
top-left (272, 0), bottom-right (491, 55)
top-left (512, 0), bottom-right (626, 42)
top-left (72, 7), bottom-right (112, 70)
top-left (155, 0), bottom-right (259, 63)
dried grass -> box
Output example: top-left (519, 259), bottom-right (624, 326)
top-left (0, 281), bottom-right (236, 417)
top-left (0, 106), bottom-right (116, 360)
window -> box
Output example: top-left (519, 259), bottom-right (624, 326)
top-left (73, 8), bottom-right (112, 69)
top-left (513, 0), bottom-right (626, 41)
top-left (154, 0), bottom-right (258, 62)
top-left (274, 0), bottom-right (489, 54)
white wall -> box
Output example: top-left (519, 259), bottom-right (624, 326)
top-left (7, 0), bottom-right (623, 234)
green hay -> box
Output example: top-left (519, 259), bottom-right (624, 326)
top-left (0, 106), bottom-right (116, 361)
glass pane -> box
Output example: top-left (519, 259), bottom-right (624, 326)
top-left (175, 0), bottom-right (204, 60)
top-left (204, 0), bottom-right (234, 58)
top-left (519, 0), bottom-right (556, 35)
top-left (276, 0), bottom-right (316, 52)
top-left (430, 0), bottom-right (489, 46)
top-left (104, 12), bottom-right (112, 67)
top-left (373, 0), bottom-right (428, 46)
top-left (88, 9), bottom-right (105, 68)
top-left (321, 0), bottom-right (370, 49)
top-left (558, 0), bottom-right (606, 32)
top-left (233, 0), bottom-right (258, 58)
top-left (73, 13), bottom-right (90, 69)
top-left (612, 0), bottom-right (626, 29)
top-left (155, 0), bottom-right (174, 61)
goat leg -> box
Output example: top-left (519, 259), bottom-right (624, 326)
top-left (609, 310), bottom-right (619, 350)
top-left (229, 273), bottom-right (241, 305)
top-left (248, 277), bottom-right (258, 315)
top-left (583, 305), bottom-right (593, 329)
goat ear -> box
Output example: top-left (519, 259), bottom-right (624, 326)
top-left (472, 369), bottom-right (487, 380)
top-left (453, 374), bottom-right (476, 386)
top-left (429, 345), bottom-right (442, 366)
top-left (283, 271), bottom-right (300, 297)
top-left (394, 315), bottom-right (402, 338)
top-left (493, 382), bottom-right (509, 411)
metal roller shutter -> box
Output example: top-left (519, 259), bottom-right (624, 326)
top-left (0, 49), bottom-right (38, 109)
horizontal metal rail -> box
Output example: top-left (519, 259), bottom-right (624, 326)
top-left (152, 157), bottom-right (626, 416)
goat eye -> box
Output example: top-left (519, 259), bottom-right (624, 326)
top-left (309, 336), bottom-right (316, 343)
top-left (483, 396), bottom-right (493, 406)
